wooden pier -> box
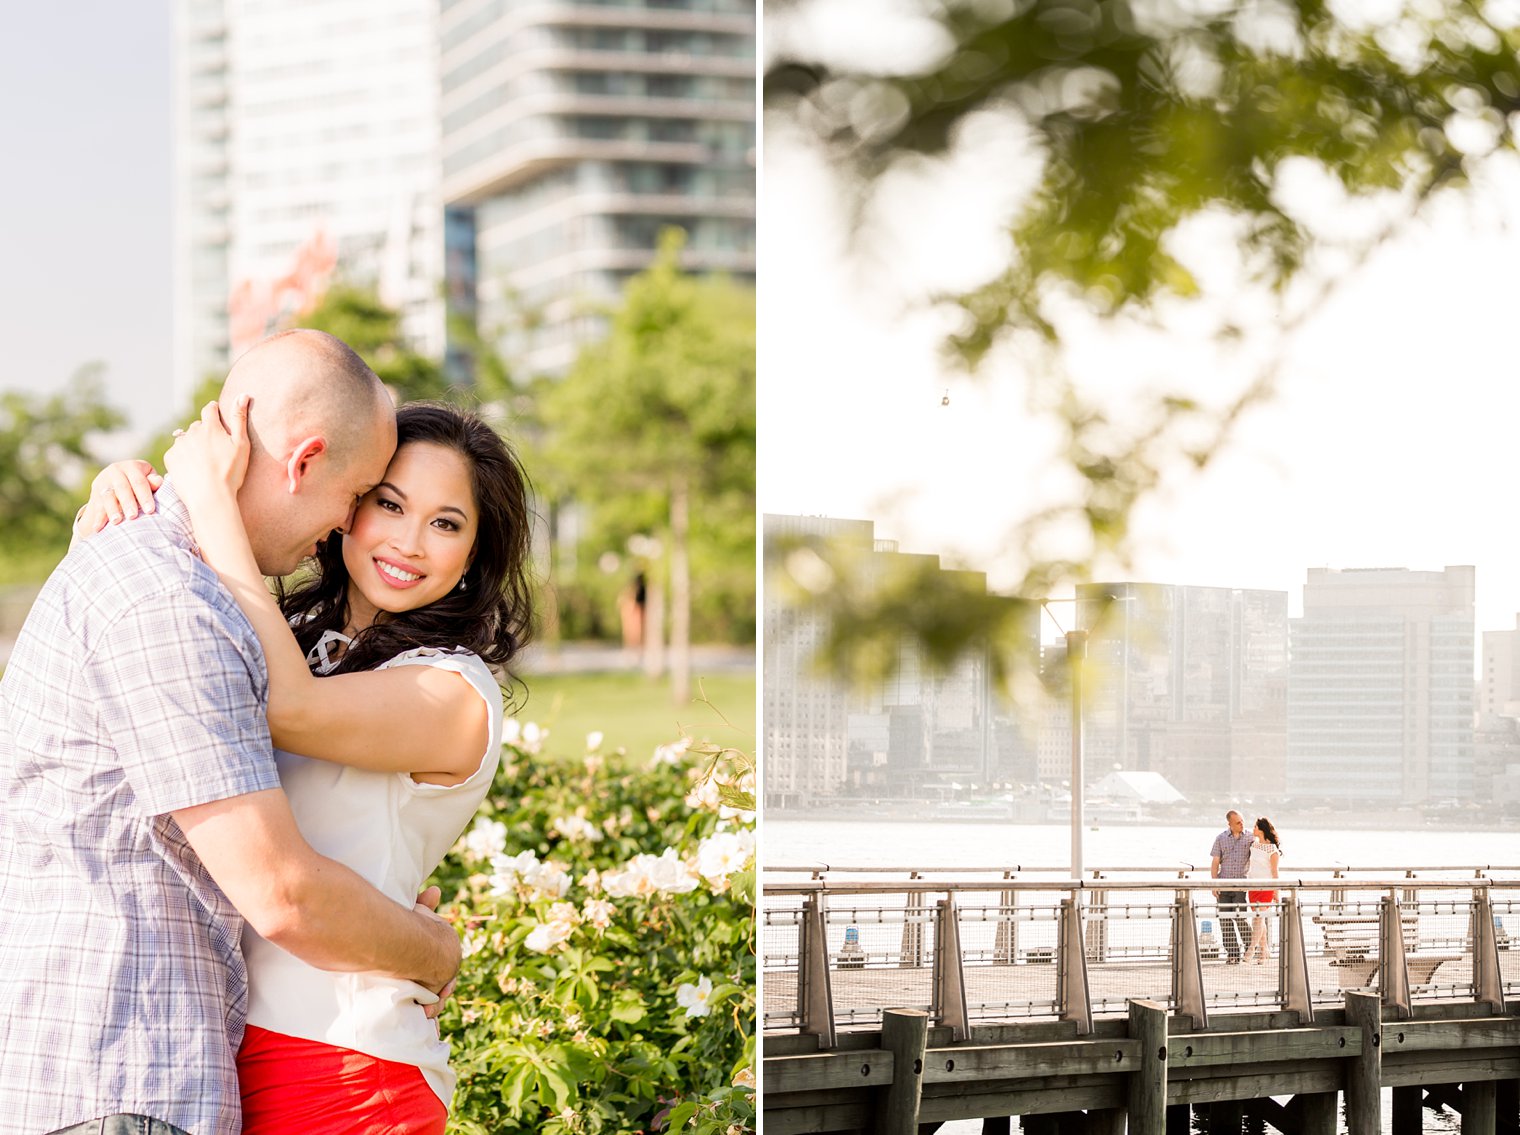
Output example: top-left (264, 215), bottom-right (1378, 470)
top-left (765, 997), bottom-right (1520, 1133)
top-left (762, 866), bottom-right (1520, 1132)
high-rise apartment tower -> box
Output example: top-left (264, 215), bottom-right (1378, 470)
top-left (1288, 566), bottom-right (1476, 804)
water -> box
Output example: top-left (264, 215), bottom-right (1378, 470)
top-left (763, 817), bottom-right (1517, 1134)
top-left (762, 817), bottom-right (1510, 873)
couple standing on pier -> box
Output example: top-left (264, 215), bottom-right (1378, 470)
top-left (1209, 809), bottom-right (1282, 965)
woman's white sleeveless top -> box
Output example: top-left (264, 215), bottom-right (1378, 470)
top-left (242, 644), bottom-right (502, 1107)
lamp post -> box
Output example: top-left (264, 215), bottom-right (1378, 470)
top-left (1067, 628), bottom-right (1087, 879)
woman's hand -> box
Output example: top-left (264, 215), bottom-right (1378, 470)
top-left (164, 396), bottom-right (253, 523)
top-left (74, 461), bottom-right (163, 539)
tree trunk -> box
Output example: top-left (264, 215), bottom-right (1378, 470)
top-left (669, 477), bottom-right (691, 704)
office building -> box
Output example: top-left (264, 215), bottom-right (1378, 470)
top-left (1075, 583), bottom-right (1289, 800)
top-left (174, 0), bottom-right (455, 405)
top-left (1480, 615), bottom-right (1520, 725)
top-left (439, 0), bottom-right (756, 374)
top-left (763, 514), bottom-right (1012, 806)
top-left (1288, 566), bottom-right (1475, 804)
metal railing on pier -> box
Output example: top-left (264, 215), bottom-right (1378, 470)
top-left (761, 865), bottom-right (1520, 1044)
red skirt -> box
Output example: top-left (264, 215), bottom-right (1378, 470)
top-left (238, 1023), bottom-right (448, 1135)
top-left (1248, 890), bottom-right (1276, 905)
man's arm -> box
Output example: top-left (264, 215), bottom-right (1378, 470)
top-left (174, 788), bottom-right (459, 991)
top-left (1210, 853), bottom-right (1221, 880)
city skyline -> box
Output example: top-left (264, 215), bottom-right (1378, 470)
top-left (766, 511), bottom-right (1511, 811)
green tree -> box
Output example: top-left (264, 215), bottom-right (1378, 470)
top-left (301, 283), bottom-right (458, 404)
top-left (542, 231), bottom-right (756, 701)
top-left (766, 0), bottom-right (1520, 677)
top-left (0, 366), bottom-right (125, 558)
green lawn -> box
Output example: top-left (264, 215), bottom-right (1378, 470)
top-left (509, 670), bottom-right (756, 764)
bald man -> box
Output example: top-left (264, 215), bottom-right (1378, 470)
top-left (0, 331), bottom-right (455, 1135)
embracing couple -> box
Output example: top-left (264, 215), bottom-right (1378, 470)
top-left (1209, 808), bottom-right (1283, 967)
top-left (0, 330), bottom-right (533, 1134)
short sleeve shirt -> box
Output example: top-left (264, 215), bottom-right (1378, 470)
top-left (1210, 829), bottom-right (1252, 881)
top-left (0, 481), bottom-right (279, 1135)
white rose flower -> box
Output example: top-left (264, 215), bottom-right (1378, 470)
top-left (676, 975), bottom-right (715, 1018)
top-left (460, 817), bottom-right (508, 863)
top-left (696, 829), bottom-right (756, 882)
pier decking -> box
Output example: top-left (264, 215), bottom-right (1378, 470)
top-left (762, 865), bottom-right (1520, 1133)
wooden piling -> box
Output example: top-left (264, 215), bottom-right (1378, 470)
top-left (1465, 1081), bottom-right (1497, 1135)
top-left (1127, 999), bottom-right (1168, 1135)
top-left (875, 1008), bottom-right (929, 1135)
top-left (1295, 1091), bottom-right (1338, 1135)
top-left (1345, 991), bottom-right (1382, 1135)
top-left (1392, 1086), bottom-right (1421, 1134)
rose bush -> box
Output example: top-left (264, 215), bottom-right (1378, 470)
top-left (432, 723), bottom-right (756, 1135)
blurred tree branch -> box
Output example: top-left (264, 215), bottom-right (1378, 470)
top-left (765, 0), bottom-right (1520, 684)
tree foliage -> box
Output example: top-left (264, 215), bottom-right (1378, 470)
top-left (301, 283), bottom-right (459, 404)
top-left (0, 366), bottom-right (124, 555)
top-left (541, 231), bottom-right (757, 654)
top-left (770, 0), bottom-right (1519, 353)
top-left (766, 0), bottom-right (1520, 681)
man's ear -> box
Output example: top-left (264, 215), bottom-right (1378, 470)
top-left (285, 435), bottom-right (328, 494)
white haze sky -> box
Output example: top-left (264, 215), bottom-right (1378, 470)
top-left (0, 4), bottom-right (174, 442)
top-left (758, 2), bottom-right (1520, 657)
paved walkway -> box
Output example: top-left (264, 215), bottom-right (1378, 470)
top-left (519, 641), bottom-right (753, 675)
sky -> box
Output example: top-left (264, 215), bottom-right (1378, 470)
top-left (757, 7), bottom-right (1520, 652)
top-left (0, 4), bottom-right (175, 442)
top-left (9, 1), bottom-right (1520, 654)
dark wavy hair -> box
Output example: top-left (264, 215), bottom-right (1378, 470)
top-left (277, 403), bottom-right (535, 677)
top-left (1254, 817), bottom-right (1281, 851)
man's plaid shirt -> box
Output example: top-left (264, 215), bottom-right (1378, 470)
top-left (0, 482), bottom-right (280, 1134)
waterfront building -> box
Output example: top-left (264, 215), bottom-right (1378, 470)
top-left (763, 514), bottom-right (1014, 807)
top-left (1480, 614), bottom-right (1520, 724)
top-left (1075, 583), bottom-right (1289, 800)
top-left (763, 514), bottom-right (873, 806)
top-left (439, 0), bottom-right (756, 375)
top-left (175, 0), bottom-right (756, 406)
top-left (1287, 566), bottom-right (1476, 804)
top-left (172, 0), bottom-right (446, 405)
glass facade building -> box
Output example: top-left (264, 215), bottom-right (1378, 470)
top-left (1288, 566), bottom-right (1476, 804)
top-left (440, 0), bottom-right (756, 373)
top-left (173, 0), bottom-right (446, 402)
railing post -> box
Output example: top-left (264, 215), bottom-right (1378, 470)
top-left (932, 894), bottom-right (971, 1041)
top-left (1280, 890), bottom-right (1314, 1025)
top-left (900, 876), bottom-right (925, 968)
top-left (994, 873), bottom-right (1018, 963)
top-left (1379, 891), bottom-right (1412, 1019)
top-left (1087, 882), bottom-right (1109, 962)
top-left (1171, 889), bottom-right (1208, 1030)
top-left (1058, 893), bottom-right (1094, 1036)
top-left (799, 894), bottom-right (837, 1048)
top-left (1473, 888), bottom-right (1507, 1014)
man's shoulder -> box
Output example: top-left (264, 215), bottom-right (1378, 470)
top-left (46, 519), bottom-right (252, 650)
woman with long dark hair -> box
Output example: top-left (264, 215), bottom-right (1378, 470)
top-left (1245, 816), bottom-right (1282, 965)
top-left (80, 398), bottom-right (533, 1134)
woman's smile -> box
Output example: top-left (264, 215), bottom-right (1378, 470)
top-left (373, 556), bottom-right (425, 588)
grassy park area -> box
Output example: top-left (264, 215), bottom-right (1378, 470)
top-left (511, 669), bottom-right (756, 767)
